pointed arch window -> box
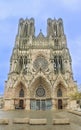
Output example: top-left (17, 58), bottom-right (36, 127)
top-left (54, 24), bottom-right (57, 36)
top-left (24, 56), bottom-right (27, 65)
top-left (59, 56), bottom-right (63, 71)
top-left (33, 56), bottom-right (48, 71)
top-left (59, 22), bottom-right (64, 36)
top-left (24, 23), bottom-right (28, 37)
top-left (57, 88), bottom-right (62, 97)
top-left (54, 56), bottom-right (58, 73)
top-left (19, 56), bottom-right (23, 70)
top-left (53, 55), bottom-right (63, 73)
top-left (19, 88), bottom-right (24, 97)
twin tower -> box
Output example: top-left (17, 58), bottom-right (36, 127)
top-left (18, 17), bottom-right (64, 38)
top-left (4, 18), bottom-right (77, 110)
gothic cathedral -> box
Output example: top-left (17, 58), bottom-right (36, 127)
top-left (4, 18), bottom-right (77, 110)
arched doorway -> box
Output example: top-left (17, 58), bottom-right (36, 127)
top-left (30, 99), bottom-right (52, 110)
top-left (58, 99), bottom-right (62, 109)
top-left (30, 77), bottom-right (52, 110)
top-left (30, 86), bottom-right (52, 110)
top-left (19, 100), bottom-right (24, 109)
top-left (57, 88), bottom-right (63, 109)
top-left (19, 88), bottom-right (24, 109)
top-left (14, 82), bottom-right (26, 109)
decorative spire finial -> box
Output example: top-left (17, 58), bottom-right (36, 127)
top-left (40, 29), bottom-right (42, 32)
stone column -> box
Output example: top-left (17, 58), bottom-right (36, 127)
top-left (4, 99), bottom-right (15, 110)
top-left (66, 99), bottom-right (70, 109)
top-left (25, 99), bottom-right (30, 110)
top-left (11, 99), bottom-right (15, 109)
top-left (52, 99), bottom-right (56, 110)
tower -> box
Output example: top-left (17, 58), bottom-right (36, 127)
top-left (4, 18), bottom-right (77, 110)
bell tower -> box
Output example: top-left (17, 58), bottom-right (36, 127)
top-left (47, 18), bottom-right (73, 79)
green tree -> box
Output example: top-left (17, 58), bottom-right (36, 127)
top-left (70, 92), bottom-right (81, 100)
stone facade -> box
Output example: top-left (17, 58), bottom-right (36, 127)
top-left (0, 95), bottom-right (3, 109)
top-left (4, 18), bottom-right (77, 110)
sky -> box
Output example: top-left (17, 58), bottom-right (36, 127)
top-left (0, 0), bottom-right (81, 94)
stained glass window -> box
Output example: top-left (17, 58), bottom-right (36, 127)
top-left (57, 88), bottom-right (62, 97)
top-left (33, 56), bottom-right (48, 71)
top-left (36, 87), bottom-right (45, 97)
top-left (19, 88), bottom-right (24, 97)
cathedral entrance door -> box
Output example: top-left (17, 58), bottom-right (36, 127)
top-left (30, 99), bottom-right (52, 110)
top-left (41, 100), bottom-right (46, 110)
top-left (58, 99), bottom-right (62, 109)
top-left (36, 100), bottom-right (46, 110)
top-left (19, 100), bottom-right (24, 109)
top-left (36, 100), bottom-right (40, 110)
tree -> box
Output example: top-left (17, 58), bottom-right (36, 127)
top-left (70, 92), bottom-right (81, 100)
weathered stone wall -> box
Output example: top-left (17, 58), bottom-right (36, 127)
top-left (4, 18), bottom-right (78, 110)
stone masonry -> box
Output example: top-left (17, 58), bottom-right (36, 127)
top-left (4, 18), bottom-right (77, 110)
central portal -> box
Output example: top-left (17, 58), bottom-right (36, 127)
top-left (30, 76), bottom-right (52, 110)
top-left (30, 99), bottom-right (52, 110)
top-left (36, 100), bottom-right (46, 110)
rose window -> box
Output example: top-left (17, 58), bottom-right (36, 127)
top-left (33, 56), bottom-right (48, 71)
top-left (36, 86), bottom-right (45, 97)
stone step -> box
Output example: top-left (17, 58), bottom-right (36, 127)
top-left (0, 118), bottom-right (70, 125)
top-left (0, 119), bottom-right (9, 125)
top-left (68, 110), bottom-right (81, 116)
top-left (29, 119), bottom-right (47, 125)
top-left (13, 118), bottom-right (29, 124)
top-left (53, 118), bottom-right (70, 125)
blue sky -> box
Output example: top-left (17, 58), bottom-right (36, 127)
top-left (0, 0), bottom-right (81, 94)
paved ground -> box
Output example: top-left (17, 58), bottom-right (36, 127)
top-left (0, 110), bottom-right (81, 130)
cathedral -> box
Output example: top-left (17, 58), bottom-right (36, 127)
top-left (4, 18), bottom-right (77, 110)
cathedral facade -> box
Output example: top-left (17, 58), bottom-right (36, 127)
top-left (4, 18), bottom-right (77, 110)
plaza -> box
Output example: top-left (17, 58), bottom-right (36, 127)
top-left (0, 110), bottom-right (81, 130)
